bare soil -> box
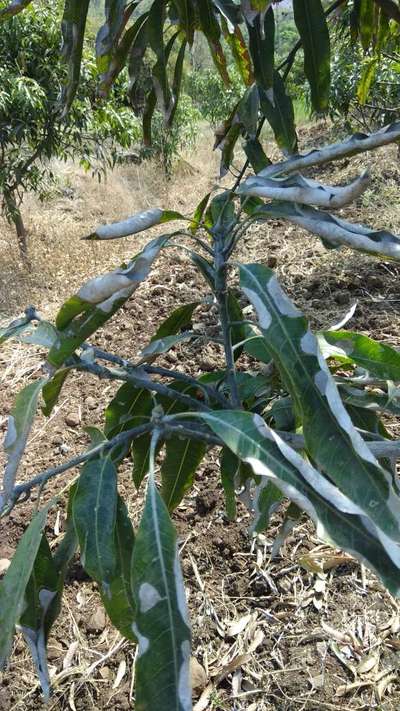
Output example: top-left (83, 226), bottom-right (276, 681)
top-left (1, 125), bottom-right (400, 710)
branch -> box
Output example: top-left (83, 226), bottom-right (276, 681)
top-left (7, 422), bottom-right (156, 510)
top-left (373, 0), bottom-right (400, 24)
top-left (73, 360), bottom-right (212, 413)
top-left (5, 419), bottom-right (221, 513)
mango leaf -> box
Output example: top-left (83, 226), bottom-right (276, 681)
top-left (190, 193), bottom-right (211, 233)
top-left (254, 202), bottom-right (400, 261)
top-left (243, 137), bottom-right (271, 173)
top-left (48, 235), bottom-right (168, 368)
top-left (148, 0), bottom-right (174, 119)
top-left (259, 72), bottom-right (298, 154)
top-left (174, 0), bottom-right (195, 44)
top-left (104, 382), bottom-right (153, 486)
top-left (152, 302), bottom-right (199, 342)
top-left (239, 171), bottom-right (370, 209)
top-left (357, 57), bottom-right (378, 105)
top-left (252, 479), bottom-right (283, 533)
top-left (42, 368), bottom-right (72, 417)
top-left (1, 379), bottom-right (46, 508)
top-left (271, 502), bottom-right (302, 557)
top-left (161, 437), bottom-right (206, 511)
top-left (99, 497), bottom-right (136, 641)
top-left (220, 447), bottom-right (238, 520)
top-left (197, 0), bottom-right (230, 86)
top-left (221, 20), bottom-right (253, 86)
top-left (190, 252), bottom-right (215, 289)
top-left (0, 316), bottom-right (33, 346)
top-left (131, 476), bottom-right (191, 710)
top-left (18, 536), bottom-right (58, 699)
top-left (293, 0), bottom-right (331, 113)
top-left (227, 290), bottom-right (246, 361)
top-left (72, 456), bottom-right (118, 583)
top-left (360, 0), bottom-right (375, 50)
top-left (242, 325), bottom-right (272, 364)
top-left (168, 37), bottom-right (187, 127)
top-left (200, 410), bottom-right (400, 595)
top-left (127, 12), bottom-right (149, 109)
top-left (60, 0), bottom-right (91, 112)
top-left (246, 7), bottom-right (274, 95)
top-left (17, 321), bottom-right (59, 349)
top-left (219, 122), bottom-right (242, 177)
top-left (139, 333), bottom-right (195, 361)
top-left (319, 330), bottom-right (400, 381)
top-left (340, 384), bottom-right (400, 417)
top-left (239, 263), bottom-right (400, 554)
top-left (96, 0), bottom-right (136, 79)
top-left (237, 84), bottom-right (260, 139)
top-left (0, 502), bottom-right (52, 668)
top-left (84, 208), bottom-right (184, 240)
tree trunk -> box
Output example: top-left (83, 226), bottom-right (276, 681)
top-left (4, 191), bottom-right (29, 261)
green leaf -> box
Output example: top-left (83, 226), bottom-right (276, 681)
top-left (174, 0), bottom-right (195, 44)
top-left (246, 8), bottom-right (275, 94)
top-left (293, 0), bottom-right (331, 113)
top-left (105, 382), bottom-right (153, 481)
top-left (18, 536), bottom-right (58, 699)
top-left (168, 38), bottom-right (187, 127)
top-left (72, 456), bottom-right (118, 583)
top-left (2, 379), bottom-right (46, 508)
top-left (243, 137), bottom-right (271, 173)
top-left (60, 0), bottom-right (91, 112)
top-left (190, 192), bottom-right (211, 233)
top-left (200, 410), bottom-right (400, 595)
top-left (239, 263), bottom-right (400, 549)
top-left (99, 497), bottom-right (136, 641)
top-left (148, 0), bottom-right (174, 119)
top-left (42, 368), bottom-right (72, 417)
top-left (221, 20), bottom-right (253, 86)
top-left (319, 330), bottom-right (400, 381)
top-left (252, 480), bottom-right (283, 533)
top-left (197, 0), bottom-right (230, 86)
top-left (0, 317), bottom-right (32, 346)
top-left (131, 477), bottom-right (191, 711)
top-left (360, 0), bottom-right (375, 50)
top-left (0, 503), bottom-right (52, 668)
top-left (227, 290), bottom-right (246, 361)
top-left (152, 303), bottom-right (199, 342)
top-left (259, 72), bottom-right (298, 154)
top-left (139, 333), bottom-right (195, 361)
top-left (357, 57), bottom-right (378, 105)
top-left (190, 252), bottom-right (216, 289)
top-left (0, 0), bottom-right (33, 19)
top-left (220, 447), bottom-right (238, 520)
top-left (49, 236), bottom-right (168, 368)
top-left (161, 437), bottom-right (206, 511)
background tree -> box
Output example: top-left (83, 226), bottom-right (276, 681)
top-left (0, 0), bottom-right (140, 257)
top-left (2, 2), bottom-right (400, 710)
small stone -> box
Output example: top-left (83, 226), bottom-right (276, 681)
top-left (0, 559), bottom-right (10, 575)
top-left (65, 412), bottom-right (80, 428)
top-left (334, 292), bottom-right (350, 305)
top-left (198, 358), bottom-right (214, 372)
top-left (87, 606), bottom-right (107, 632)
top-left (52, 435), bottom-right (63, 445)
top-left (47, 645), bottom-right (63, 662)
top-left (190, 657), bottom-right (207, 694)
top-left (85, 396), bottom-right (97, 410)
top-left (267, 256), bottom-right (277, 268)
top-left (99, 666), bottom-right (112, 680)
